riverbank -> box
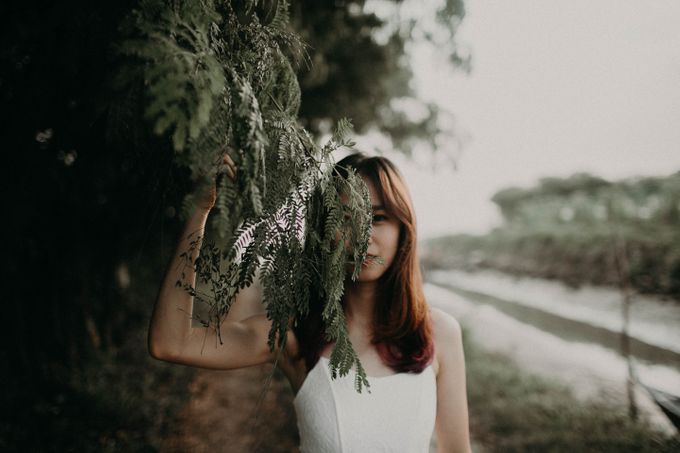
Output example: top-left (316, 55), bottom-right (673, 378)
top-left (463, 326), bottom-right (680, 452)
top-left (428, 268), bottom-right (680, 357)
top-left (422, 225), bottom-right (680, 302)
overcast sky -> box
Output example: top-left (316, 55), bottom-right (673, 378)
top-left (357, 0), bottom-right (680, 239)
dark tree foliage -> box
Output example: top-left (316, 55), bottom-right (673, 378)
top-left (1, 1), bottom-right (194, 449)
top-left (291, 0), bottom-right (467, 152)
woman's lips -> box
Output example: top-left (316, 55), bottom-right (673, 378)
top-left (363, 254), bottom-right (379, 265)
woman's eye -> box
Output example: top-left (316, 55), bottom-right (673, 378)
top-left (373, 214), bottom-right (387, 222)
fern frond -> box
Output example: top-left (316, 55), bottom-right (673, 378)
top-left (117, 0), bottom-right (376, 394)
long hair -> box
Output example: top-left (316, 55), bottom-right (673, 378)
top-left (293, 151), bottom-right (434, 375)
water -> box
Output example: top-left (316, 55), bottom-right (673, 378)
top-left (429, 269), bottom-right (680, 355)
top-left (424, 269), bottom-right (680, 434)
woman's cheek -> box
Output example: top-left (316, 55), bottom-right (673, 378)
top-left (329, 223), bottom-right (344, 247)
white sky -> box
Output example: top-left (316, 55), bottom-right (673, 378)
top-left (357, 0), bottom-right (680, 239)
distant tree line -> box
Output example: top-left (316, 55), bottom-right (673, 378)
top-left (423, 172), bottom-right (680, 300)
top-left (492, 172), bottom-right (680, 227)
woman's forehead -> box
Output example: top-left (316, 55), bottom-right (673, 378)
top-left (362, 176), bottom-right (384, 208)
top-left (339, 174), bottom-right (385, 209)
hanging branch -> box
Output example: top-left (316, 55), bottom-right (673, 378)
top-left (114, 0), bottom-right (374, 392)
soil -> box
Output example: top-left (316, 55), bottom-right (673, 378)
top-left (161, 363), bottom-right (299, 453)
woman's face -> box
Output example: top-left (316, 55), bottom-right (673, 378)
top-left (353, 175), bottom-right (401, 282)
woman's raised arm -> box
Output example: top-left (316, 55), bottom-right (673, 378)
top-left (147, 153), bottom-right (286, 370)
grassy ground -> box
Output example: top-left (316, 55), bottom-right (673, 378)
top-left (463, 326), bottom-right (680, 452)
top-left (0, 327), bottom-right (193, 452)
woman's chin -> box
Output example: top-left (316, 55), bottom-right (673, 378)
top-left (352, 266), bottom-right (384, 282)
top-left (345, 259), bottom-right (388, 282)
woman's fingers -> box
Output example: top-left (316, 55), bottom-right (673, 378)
top-left (223, 152), bottom-right (236, 167)
top-left (217, 150), bottom-right (237, 181)
top-left (225, 164), bottom-right (235, 181)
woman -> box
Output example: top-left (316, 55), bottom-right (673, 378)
top-left (148, 151), bottom-right (472, 452)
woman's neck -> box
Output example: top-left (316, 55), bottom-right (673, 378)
top-left (343, 279), bottom-right (379, 330)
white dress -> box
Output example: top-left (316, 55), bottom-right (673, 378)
top-left (293, 355), bottom-right (437, 452)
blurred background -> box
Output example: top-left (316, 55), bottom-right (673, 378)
top-left (2, 0), bottom-right (679, 451)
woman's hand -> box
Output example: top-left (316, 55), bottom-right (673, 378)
top-left (195, 150), bottom-right (238, 212)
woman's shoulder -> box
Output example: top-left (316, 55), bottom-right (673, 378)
top-left (429, 306), bottom-right (462, 338)
top-left (429, 306), bottom-right (464, 377)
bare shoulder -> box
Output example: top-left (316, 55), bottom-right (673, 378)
top-left (429, 307), bottom-right (464, 377)
top-left (430, 306), bottom-right (462, 343)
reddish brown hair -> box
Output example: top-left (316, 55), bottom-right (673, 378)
top-left (293, 152), bottom-right (434, 375)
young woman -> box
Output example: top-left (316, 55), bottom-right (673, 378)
top-left (148, 151), bottom-right (472, 452)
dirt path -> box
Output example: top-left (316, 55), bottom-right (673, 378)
top-left (162, 364), bottom-right (299, 453)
